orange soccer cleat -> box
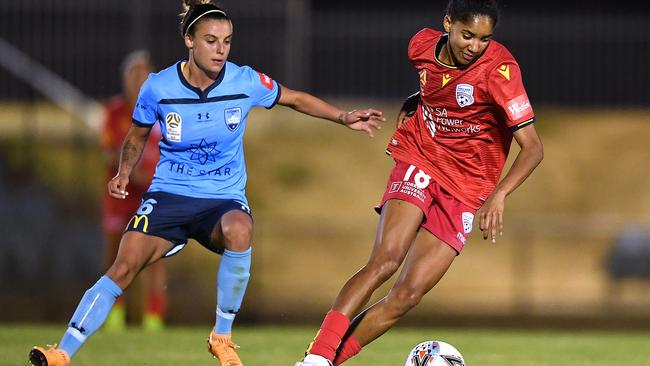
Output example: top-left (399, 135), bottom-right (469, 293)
top-left (207, 331), bottom-right (244, 366)
top-left (29, 345), bottom-right (70, 366)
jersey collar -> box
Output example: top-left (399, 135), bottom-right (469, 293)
top-left (434, 34), bottom-right (458, 69)
top-left (434, 34), bottom-right (489, 70)
top-left (176, 60), bottom-right (227, 100)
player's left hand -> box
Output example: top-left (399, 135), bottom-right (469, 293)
top-left (477, 190), bottom-right (506, 243)
top-left (341, 109), bottom-right (385, 137)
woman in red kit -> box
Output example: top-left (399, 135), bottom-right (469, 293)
top-left (100, 50), bottom-right (167, 331)
top-left (296, 0), bottom-right (543, 365)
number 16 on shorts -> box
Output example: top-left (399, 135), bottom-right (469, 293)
top-left (386, 163), bottom-right (431, 205)
top-left (403, 165), bottom-right (431, 189)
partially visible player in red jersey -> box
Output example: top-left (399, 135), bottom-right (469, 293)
top-left (100, 50), bottom-right (166, 331)
top-left (296, 1), bottom-right (543, 365)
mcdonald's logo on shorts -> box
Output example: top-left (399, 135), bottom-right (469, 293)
top-left (128, 215), bottom-right (149, 233)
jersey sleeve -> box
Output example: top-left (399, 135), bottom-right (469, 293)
top-left (408, 28), bottom-right (438, 66)
top-left (488, 61), bottom-right (535, 131)
top-left (245, 67), bottom-right (281, 109)
top-left (132, 75), bottom-right (158, 127)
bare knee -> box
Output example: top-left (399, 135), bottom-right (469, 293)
top-left (361, 258), bottom-right (402, 284)
top-left (221, 218), bottom-right (252, 252)
top-left (385, 286), bottom-right (425, 316)
top-left (106, 259), bottom-right (138, 289)
top-left (105, 232), bottom-right (171, 289)
top-left (359, 232), bottom-right (414, 284)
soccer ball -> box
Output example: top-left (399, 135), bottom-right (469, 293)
top-left (403, 340), bottom-right (466, 366)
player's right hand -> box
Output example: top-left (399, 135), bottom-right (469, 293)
top-left (108, 173), bottom-right (130, 200)
top-left (341, 108), bottom-right (385, 138)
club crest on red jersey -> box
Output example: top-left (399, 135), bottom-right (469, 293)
top-left (461, 212), bottom-right (474, 234)
top-left (455, 84), bottom-right (474, 108)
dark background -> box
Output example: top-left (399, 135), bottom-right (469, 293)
top-left (0, 0), bottom-right (647, 105)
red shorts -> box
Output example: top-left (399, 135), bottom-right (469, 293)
top-left (376, 160), bottom-right (476, 254)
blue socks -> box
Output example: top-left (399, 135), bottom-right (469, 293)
top-left (59, 275), bottom-right (122, 357)
top-left (214, 248), bottom-right (252, 334)
top-left (56, 249), bottom-right (250, 356)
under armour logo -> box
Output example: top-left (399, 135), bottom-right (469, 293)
top-left (70, 322), bottom-right (87, 334)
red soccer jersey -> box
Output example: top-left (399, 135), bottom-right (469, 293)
top-left (101, 95), bottom-right (161, 217)
top-left (387, 28), bottom-right (535, 209)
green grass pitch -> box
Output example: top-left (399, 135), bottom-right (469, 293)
top-left (2, 324), bottom-right (649, 365)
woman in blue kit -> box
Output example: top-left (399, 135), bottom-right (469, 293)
top-left (28, 1), bottom-right (384, 366)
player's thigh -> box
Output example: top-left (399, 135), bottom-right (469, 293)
top-left (421, 182), bottom-right (476, 254)
top-left (368, 199), bottom-right (425, 265)
top-left (209, 209), bottom-right (253, 252)
top-left (371, 159), bottom-right (434, 266)
top-left (112, 232), bottom-right (174, 273)
top-left (391, 229), bottom-right (456, 297)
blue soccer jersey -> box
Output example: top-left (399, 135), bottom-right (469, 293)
top-left (132, 61), bottom-right (281, 204)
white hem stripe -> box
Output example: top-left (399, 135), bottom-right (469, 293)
top-left (66, 326), bottom-right (87, 342)
top-left (216, 308), bottom-right (236, 320)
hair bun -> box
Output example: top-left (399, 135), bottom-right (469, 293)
top-left (182, 0), bottom-right (214, 12)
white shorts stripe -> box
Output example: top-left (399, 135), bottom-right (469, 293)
top-left (164, 244), bottom-right (186, 257)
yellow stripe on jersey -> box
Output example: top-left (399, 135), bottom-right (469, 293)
top-left (511, 117), bottom-right (536, 132)
top-left (517, 118), bottom-right (535, 128)
top-left (433, 55), bottom-right (458, 69)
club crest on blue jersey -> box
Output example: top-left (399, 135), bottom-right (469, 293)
top-left (224, 107), bottom-right (242, 131)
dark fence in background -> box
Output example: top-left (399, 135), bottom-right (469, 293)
top-left (0, 0), bottom-right (647, 106)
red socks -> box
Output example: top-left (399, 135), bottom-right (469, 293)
top-left (308, 310), bottom-right (350, 361)
top-left (146, 291), bottom-right (167, 317)
top-left (114, 297), bottom-right (125, 307)
top-left (333, 335), bottom-right (362, 365)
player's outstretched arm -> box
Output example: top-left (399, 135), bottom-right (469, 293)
top-left (107, 124), bottom-right (152, 200)
top-left (478, 124), bottom-right (543, 243)
top-left (277, 84), bottom-right (385, 137)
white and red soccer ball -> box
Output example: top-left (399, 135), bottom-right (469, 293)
top-left (404, 340), bottom-right (465, 366)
